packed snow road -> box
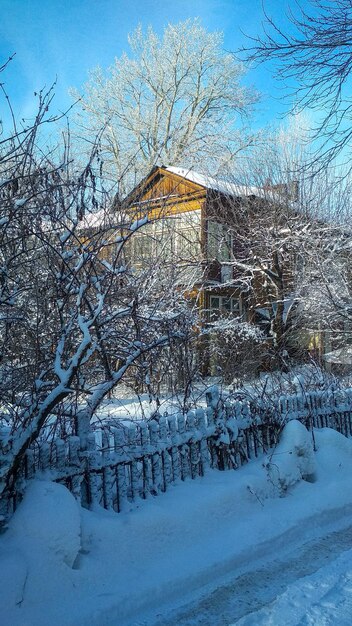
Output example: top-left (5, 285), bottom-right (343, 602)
top-left (237, 548), bottom-right (352, 625)
top-left (138, 516), bottom-right (352, 626)
top-left (148, 524), bottom-right (352, 625)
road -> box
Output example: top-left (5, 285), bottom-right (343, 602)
top-left (134, 516), bottom-right (352, 626)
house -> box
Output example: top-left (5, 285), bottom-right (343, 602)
top-left (123, 166), bottom-right (264, 316)
top-left (123, 165), bottom-right (300, 377)
top-left (73, 165), bottom-right (352, 381)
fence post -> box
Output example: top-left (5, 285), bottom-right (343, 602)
top-left (149, 420), bottom-right (163, 493)
top-left (128, 423), bottom-right (140, 501)
top-left (206, 385), bottom-right (223, 469)
top-left (196, 408), bottom-right (209, 475)
top-left (55, 439), bottom-right (66, 473)
top-left (102, 430), bottom-right (114, 510)
top-left (347, 389), bottom-right (352, 435)
top-left (140, 421), bottom-right (152, 498)
top-left (75, 410), bottom-right (90, 451)
top-left (186, 410), bottom-right (200, 479)
top-left (74, 410), bottom-right (91, 507)
top-left (168, 414), bottom-right (181, 482)
top-left (206, 385), bottom-right (219, 411)
top-left (114, 427), bottom-right (128, 512)
top-left (159, 416), bottom-right (172, 490)
top-left (177, 413), bottom-right (191, 479)
top-left (86, 433), bottom-right (100, 509)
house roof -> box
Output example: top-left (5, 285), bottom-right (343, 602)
top-left (123, 165), bottom-right (299, 212)
top-left (323, 347), bottom-right (352, 365)
top-left (165, 166), bottom-right (261, 197)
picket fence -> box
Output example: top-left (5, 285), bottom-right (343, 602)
top-left (3, 386), bottom-right (352, 518)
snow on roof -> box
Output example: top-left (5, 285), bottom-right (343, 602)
top-left (78, 209), bottom-right (124, 231)
top-left (166, 166), bottom-right (262, 197)
top-left (323, 347), bottom-right (352, 365)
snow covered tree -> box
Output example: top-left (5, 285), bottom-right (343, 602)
top-left (202, 118), bottom-right (344, 368)
top-left (215, 117), bottom-right (352, 368)
top-left (300, 213), bottom-right (352, 360)
top-left (71, 19), bottom-right (257, 194)
top-left (0, 72), bottom-right (194, 499)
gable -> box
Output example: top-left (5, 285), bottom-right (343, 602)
top-left (124, 166), bottom-right (207, 218)
top-left (142, 167), bottom-right (205, 200)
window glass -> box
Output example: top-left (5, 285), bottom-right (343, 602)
top-left (209, 296), bottom-right (240, 319)
top-left (231, 298), bottom-right (240, 312)
top-left (177, 228), bottom-right (200, 259)
top-left (133, 234), bottom-right (152, 261)
top-left (207, 220), bottom-right (232, 261)
top-left (210, 296), bottom-right (220, 308)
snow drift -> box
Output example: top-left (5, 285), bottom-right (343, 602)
top-left (2, 424), bottom-right (352, 625)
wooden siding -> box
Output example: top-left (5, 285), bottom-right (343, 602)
top-left (141, 170), bottom-right (203, 200)
top-left (125, 167), bottom-right (205, 206)
top-left (125, 167), bottom-right (208, 221)
top-left (131, 196), bottom-right (206, 221)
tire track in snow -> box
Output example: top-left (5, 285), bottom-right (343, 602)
top-left (148, 521), bottom-right (352, 626)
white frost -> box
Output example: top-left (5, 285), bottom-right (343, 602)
top-left (129, 215), bottom-right (148, 232)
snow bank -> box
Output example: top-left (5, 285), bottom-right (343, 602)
top-left (9, 480), bottom-right (81, 567)
top-left (2, 428), bottom-right (352, 625)
top-left (315, 426), bottom-right (352, 475)
top-left (264, 420), bottom-right (317, 494)
top-left (0, 550), bottom-right (28, 608)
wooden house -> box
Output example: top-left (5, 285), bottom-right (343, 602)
top-left (122, 165), bottom-right (267, 321)
top-left (122, 165), bottom-right (295, 376)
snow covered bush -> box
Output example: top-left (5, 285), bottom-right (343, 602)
top-left (202, 318), bottom-right (266, 383)
top-left (265, 420), bottom-right (317, 495)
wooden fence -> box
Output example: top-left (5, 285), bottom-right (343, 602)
top-left (2, 386), bottom-right (352, 519)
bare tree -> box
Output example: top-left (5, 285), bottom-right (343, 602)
top-left (201, 118), bottom-right (351, 368)
top-left (71, 19), bottom-right (257, 194)
top-left (242, 0), bottom-right (352, 171)
top-left (218, 118), bottom-right (352, 367)
top-left (0, 73), bottom-right (194, 499)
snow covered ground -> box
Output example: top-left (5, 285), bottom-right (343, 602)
top-left (92, 364), bottom-right (343, 424)
top-left (3, 422), bottom-right (352, 625)
top-left (237, 547), bottom-right (352, 626)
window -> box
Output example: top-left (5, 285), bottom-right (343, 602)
top-left (176, 227), bottom-right (200, 260)
top-left (207, 220), bottom-right (232, 262)
top-left (131, 231), bottom-right (153, 263)
top-left (174, 211), bottom-right (201, 261)
top-left (128, 210), bottom-right (201, 265)
top-left (209, 295), bottom-right (240, 320)
top-left (210, 296), bottom-right (220, 309)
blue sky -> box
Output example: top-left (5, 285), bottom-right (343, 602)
top-left (0, 0), bottom-right (303, 132)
